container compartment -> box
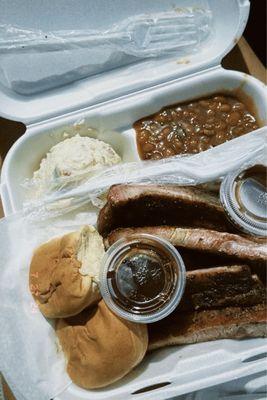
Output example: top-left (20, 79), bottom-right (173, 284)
top-left (56, 339), bottom-right (267, 400)
top-left (134, 92), bottom-right (260, 160)
top-left (1, 67), bottom-right (266, 214)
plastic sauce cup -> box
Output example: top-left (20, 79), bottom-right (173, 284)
top-left (220, 164), bottom-right (267, 237)
top-left (99, 233), bottom-right (186, 323)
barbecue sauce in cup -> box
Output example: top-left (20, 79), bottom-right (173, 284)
top-left (100, 234), bottom-right (186, 323)
top-left (116, 250), bottom-right (166, 302)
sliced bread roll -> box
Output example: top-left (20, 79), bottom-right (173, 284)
top-left (29, 225), bottom-right (105, 318)
top-left (56, 300), bottom-right (148, 389)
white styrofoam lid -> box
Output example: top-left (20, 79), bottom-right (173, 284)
top-left (0, 0), bottom-right (249, 125)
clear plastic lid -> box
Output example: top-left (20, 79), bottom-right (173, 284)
top-left (220, 164), bottom-right (267, 237)
top-left (99, 233), bottom-right (186, 323)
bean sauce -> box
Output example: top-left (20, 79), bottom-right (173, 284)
top-left (134, 94), bottom-right (259, 160)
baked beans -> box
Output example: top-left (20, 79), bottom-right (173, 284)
top-left (134, 94), bottom-right (259, 160)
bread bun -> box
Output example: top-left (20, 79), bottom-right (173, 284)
top-left (29, 225), bottom-right (104, 318)
top-left (56, 300), bottom-right (148, 389)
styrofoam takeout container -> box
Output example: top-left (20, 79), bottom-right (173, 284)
top-left (1, 0), bottom-right (267, 216)
top-left (0, 0), bottom-right (266, 399)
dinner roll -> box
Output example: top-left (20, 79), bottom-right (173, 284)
top-left (29, 225), bottom-right (104, 318)
top-left (56, 300), bottom-right (148, 389)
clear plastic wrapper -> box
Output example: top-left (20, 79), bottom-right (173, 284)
top-left (0, 137), bottom-right (266, 400)
top-left (22, 129), bottom-right (267, 221)
top-left (0, 5), bottom-right (212, 94)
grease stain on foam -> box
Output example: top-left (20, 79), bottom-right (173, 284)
top-left (172, 5), bottom-right (205, 14)
top-left (176, 58), bottom-right (190, 65)
top-left (234, 37), bottom-right (239, 45)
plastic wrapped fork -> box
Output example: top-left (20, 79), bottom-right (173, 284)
top-left (0, 7), bottom-right (212, 94)
top-left (0, 8), bottom-right (212, 57)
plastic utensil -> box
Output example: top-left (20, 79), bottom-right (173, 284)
top-left (0, 9), bottom-right (212, 56)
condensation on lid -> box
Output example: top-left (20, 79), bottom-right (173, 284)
top-left (220, 164), bottom-right (267, 237)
